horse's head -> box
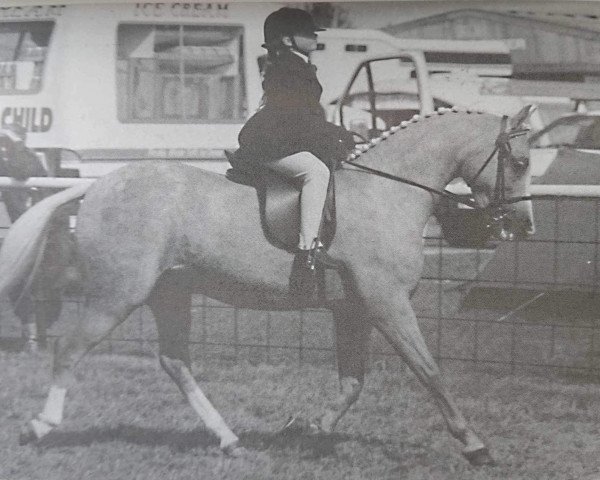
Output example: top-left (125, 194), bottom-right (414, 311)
top-left (0, 126), bottom-right (24, 160)
top-left (0, 124), bottom-right (46, 180)
top-left (461, 105), bottom-right (536, 241)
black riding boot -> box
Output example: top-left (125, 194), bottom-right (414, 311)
top-left (308, 245), bottom-right (340, 270)
top-left (289, 246), bottom-right (340, 298)
top-left (290, 249), bottom-right (317, 298)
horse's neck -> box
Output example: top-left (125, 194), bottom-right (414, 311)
top-left (336, 113), bottom-right (500, 240)
top-left (350, 113), bottom-right (498, 195)
top-left (335, 140), bottom-right (449, 238)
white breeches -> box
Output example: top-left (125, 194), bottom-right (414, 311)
top-left (265, 152), bottom-right (330, 250)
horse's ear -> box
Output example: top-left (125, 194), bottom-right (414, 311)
top-left (509, 104), bottom-right (536, 130)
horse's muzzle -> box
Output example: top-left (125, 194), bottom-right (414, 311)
top-left (486, 208), bottom-right (533, 241)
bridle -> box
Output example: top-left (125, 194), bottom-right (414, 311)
top-left (344, 115), bottom-right (530, 214)
top-left (468, 115), bottom-right (530, 210)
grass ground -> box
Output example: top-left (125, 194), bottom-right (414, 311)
top-left (2, 350), bottom-right (600, 480)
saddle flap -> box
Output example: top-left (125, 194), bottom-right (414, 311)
top-left (263, 175), bottom-right (336, 251)
top-left (225, 168), bottom-right (257, 187)
top-left (223, 150), bottom-right (336, 251)
top-left (264, 178), bottom-right (301, 249)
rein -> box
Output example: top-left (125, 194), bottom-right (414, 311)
top-left (343, 157), bottom-right (474, 207)
top-left (343, 116), bottom-right (530, 211)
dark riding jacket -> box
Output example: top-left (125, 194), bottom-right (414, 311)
top-left (237, 49), bottom-right (353, 169)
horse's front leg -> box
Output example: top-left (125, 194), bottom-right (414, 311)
top-left (148, 272), bottom-right (243, 457)
top-left (361, 283), bottom-right (495, 466)
top-left (317, 302), bottom-right (371, 433)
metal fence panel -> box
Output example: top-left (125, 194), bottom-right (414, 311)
top-left (1, 195), bottom-right (600, 375)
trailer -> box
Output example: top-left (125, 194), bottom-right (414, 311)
top-left (0, 2), bottom-right (275, 176)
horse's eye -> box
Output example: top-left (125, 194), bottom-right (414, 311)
top-left (512, 156), bottom-right (529, 172)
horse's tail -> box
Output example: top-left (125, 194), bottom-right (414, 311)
top-left (0, 183), bottom-right (91, 322)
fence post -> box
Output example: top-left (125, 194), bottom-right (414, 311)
top-left (298, 310), bottom-right (304, 367)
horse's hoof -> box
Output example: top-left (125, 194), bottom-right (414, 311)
top-left (222, 442), bottom-right (246, 458)
top-left (463, 447), bottom-right (496, 466)
top-left (278, 415), bottom-right (306, 435)
top-left (23, 340), bottom-right (39, 354)
top-left (18, 424), bottom-right (37, 446)
top-left (278, 415), bottom-right (320, 436)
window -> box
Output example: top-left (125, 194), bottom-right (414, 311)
top-left (533, 116), bottom-right (600, 150)
top-left (338, 57), bottom-right (427, 138)
top-left (423, 52), bottom-right (511, 65)
top-left (0, 21), bottom-right (53, 95)
top-left (576, 118), bottom-right (600, 149)
top-left (423, 51), bottom-right (512, 78)
top-left (344, 44), bottom-right (367, 52)
top-left (116, 24), bottom-right (246, 123)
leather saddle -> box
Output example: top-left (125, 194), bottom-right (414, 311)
top-left (224, 150), bottom-right (336, 252)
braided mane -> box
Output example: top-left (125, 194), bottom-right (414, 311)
top-left (348, 106), bottom-right (485, 160)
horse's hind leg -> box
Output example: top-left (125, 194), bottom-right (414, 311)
top-left (20, 300), bottom-right (129, 444)
top-left (317, 302), bottom-right (370, 432)
top-left (366, 290), bottom-right (494, 466)
top-left (33, 287), bottom-right (62, 350)
top-left (147, 271), bottom-right (241, 456)
top-left (15, 295), bottom-right (37, 352)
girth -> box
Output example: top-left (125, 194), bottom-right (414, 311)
top-left (224, 150), bottom-right (336, 252)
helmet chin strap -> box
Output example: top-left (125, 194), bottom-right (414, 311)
top-left (290, 35), bottom-right (298, 50)
top-left (288, 35), bottom-right (311, 58)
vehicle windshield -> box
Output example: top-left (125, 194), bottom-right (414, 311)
top-left (340, 91), bottom-right (451, 125)
top-left (0, 21), bottom-right (53, 94)
top-left (532, 115), bottom-right (600, 150)
top-left (337, 56), bottom-right (429, 139)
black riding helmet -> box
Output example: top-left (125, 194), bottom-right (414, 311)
top-left (263, 7), bottom-right (325, 48)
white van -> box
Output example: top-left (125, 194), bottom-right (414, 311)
top-left (0, 2), bottom-right (534, 178)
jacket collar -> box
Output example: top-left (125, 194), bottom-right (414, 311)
top-left (290, 49), bottom-right (310, 64)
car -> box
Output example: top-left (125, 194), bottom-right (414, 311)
top-left (440, 112), bottom-right (600, 246)
top-left (529, 111), bottom-right (600, 184)
top-left (326, 90), bottom-right (453, 142)
top-left (329, 90), bottom-right (453, 139)
top-left (474, 111), bottom-right (600, 291)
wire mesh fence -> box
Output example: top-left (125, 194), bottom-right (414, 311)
top-left (1, 195), bottom-right (600, 376)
